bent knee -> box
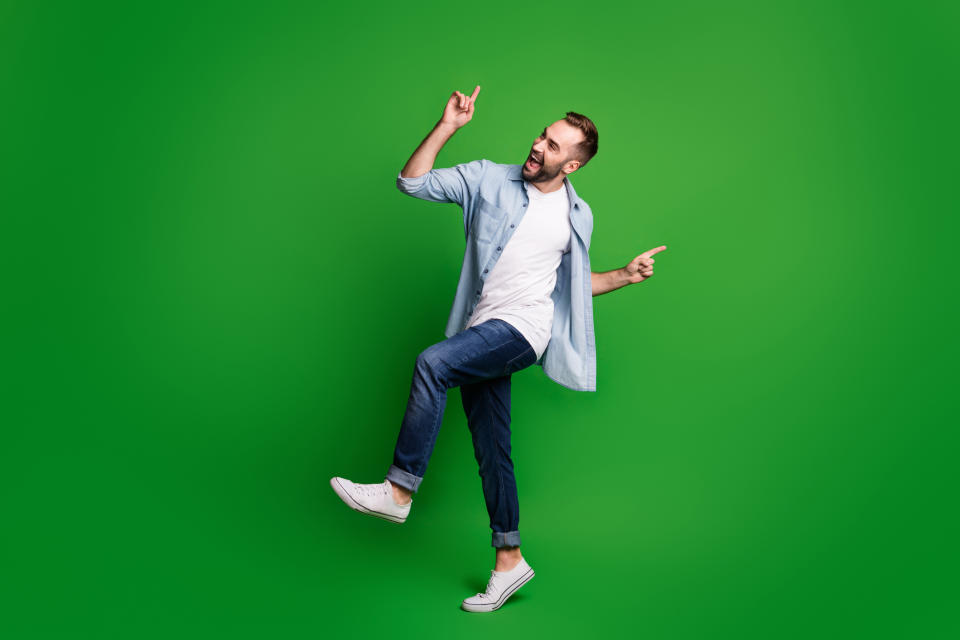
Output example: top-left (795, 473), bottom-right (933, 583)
top-left (415, 347), bottom-right (446, 378)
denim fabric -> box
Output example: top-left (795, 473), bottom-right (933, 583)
top-left (386, 318), bottom-right (537, 548)
top-left (396, 161), bottom-right (596, 392)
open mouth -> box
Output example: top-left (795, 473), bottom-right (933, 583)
top-left (525, 153), bottom-right (542, 171)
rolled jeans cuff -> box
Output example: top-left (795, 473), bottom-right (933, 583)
top-left (386, 464), bottom-right (422, 493)
top-left (492, 530), bottom-right (522, 548)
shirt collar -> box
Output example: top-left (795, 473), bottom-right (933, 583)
top-left (508, 163), bottom-right (582, 210)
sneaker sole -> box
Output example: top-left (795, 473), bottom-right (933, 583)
top-left (330, 477), bottom-right (408, 524)
top-left (461, 567), bottom-right (535, 612)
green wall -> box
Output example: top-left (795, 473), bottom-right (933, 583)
top-left (3, 1), bottom-right (957, 637)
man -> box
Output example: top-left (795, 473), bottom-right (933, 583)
top-left (331, 85), bottom-right (666, 612)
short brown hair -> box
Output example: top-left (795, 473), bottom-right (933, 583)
top-left (563, 111), bottom-right (599, 168)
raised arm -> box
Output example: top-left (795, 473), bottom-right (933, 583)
top-left (400, 86), bottom-right (481, 179)
top-left (397, 86), bottom-right (487, 205)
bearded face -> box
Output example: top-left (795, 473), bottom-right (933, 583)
top-left (521, 121), bottom-right (583, 184)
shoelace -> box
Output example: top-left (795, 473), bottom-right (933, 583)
top-left (475, 570), bottom-right (501, 599)
top-left (352, 481), bottom-right (390, 499)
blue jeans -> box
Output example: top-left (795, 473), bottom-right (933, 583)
top-left (385, 318), bottom-right (538, 548)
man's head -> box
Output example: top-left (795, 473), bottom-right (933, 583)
top-left (522, 111), bottom-right (599, 183)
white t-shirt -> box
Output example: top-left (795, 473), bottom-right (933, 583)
top-left (466, 180), bottom-right (572, 360)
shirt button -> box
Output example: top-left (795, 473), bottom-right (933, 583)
top-left (483, 269), bottom-right (488, 273)
top-left (496, 246), bottom-right (502, 251)
top-left (510, 224), bottom-right (515, 228)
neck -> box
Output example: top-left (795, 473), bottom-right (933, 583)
top-left (528, 175), bottom-right (566, 194)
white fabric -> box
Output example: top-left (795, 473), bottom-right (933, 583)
top-left (461, 557), bottom-right (535, 612)
top-left (466, 180), bottom-right (572, 360)
top-left (330, 477), bottom-right (411, 523)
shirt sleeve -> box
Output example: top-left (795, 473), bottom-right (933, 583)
top-left (395, 159), bottom-right (489, 207)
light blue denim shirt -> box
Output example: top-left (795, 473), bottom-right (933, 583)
top-left (396, 159), bottom-right (597, 392)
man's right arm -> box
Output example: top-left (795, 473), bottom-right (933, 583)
top-left (396, 87), bottom-right (481, 206)
top-left (400, 120), bottom-right (459, 180)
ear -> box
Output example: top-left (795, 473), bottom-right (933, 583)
top-left (562, 158), bottom-right (581, 175)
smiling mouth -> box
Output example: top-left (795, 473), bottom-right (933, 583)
top-left (525, 152), bottom-right (542, 170)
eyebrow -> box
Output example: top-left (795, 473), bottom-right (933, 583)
top-left (542, 127), bottom-right (560, 151)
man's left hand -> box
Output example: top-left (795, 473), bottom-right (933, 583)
top-left (624, 245), bottom-right (667, 284)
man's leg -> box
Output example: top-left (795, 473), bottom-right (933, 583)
top-left (386, 318), bottom-right (535, 496)
top-left (460, 376), bottom-right (520, 545)
top-left (457, 347), bottom-right (539, 613)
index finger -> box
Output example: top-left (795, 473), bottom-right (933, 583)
top-left (470, 85), bottom-right (481, 101)
top-left (639, 245), bottom-right (667, 258)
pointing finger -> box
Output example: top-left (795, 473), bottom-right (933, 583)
top-left (639, 245), bottom-right (667, 259)
top-left (470, 85), bottom-right (481, 101)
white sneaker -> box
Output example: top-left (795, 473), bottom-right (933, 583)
top-left (330, 477), bottom-right (411, 524)
top-left (461, 557), bottom-right (535, 612)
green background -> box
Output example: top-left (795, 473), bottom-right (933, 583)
top-left (3, 1), bottom-right (957, 637)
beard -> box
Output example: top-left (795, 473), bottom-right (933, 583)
top-left (522, 155), bottom-right (565, 183)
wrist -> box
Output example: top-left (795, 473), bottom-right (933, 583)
top-left (436, 120), bottom-right (459, 135)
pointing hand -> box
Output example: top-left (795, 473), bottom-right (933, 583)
top-left (441, 85), bottom-right (481, 129)
top-left (624, 245), bottom-right (667, 284)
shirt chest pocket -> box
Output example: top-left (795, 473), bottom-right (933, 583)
top-left (471, 195), bottom-right (508, 245)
